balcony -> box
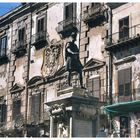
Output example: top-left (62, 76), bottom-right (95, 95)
top-left (56, 17), bottom-right (78, 38)
top-left (82, 4), bottom-right (106, 27)
top-left (31, 31), bottom-right (49, 50)
top-left (105, 24), bottom-right (140, 51)
top-left (12, 40), bottom-right (27, 58)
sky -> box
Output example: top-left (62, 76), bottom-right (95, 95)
top-left (0, 2), bottom-right (21, 16)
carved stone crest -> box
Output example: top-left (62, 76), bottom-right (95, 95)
top-left (41, 39), bottom-right (64, 76)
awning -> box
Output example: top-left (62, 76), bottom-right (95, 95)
top-left (104, 100), bottom-right (140, 115)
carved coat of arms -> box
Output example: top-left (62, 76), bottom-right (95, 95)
top-left (41, 39), bottom-right (64, 76)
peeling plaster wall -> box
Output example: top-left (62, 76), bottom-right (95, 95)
top-left (14, 57), bottom-right (25, 85)
top-left (47, 3), bottom-right (63, 41)
top-left (30, 47), bottom-right (44, 79)
top-left (88, 27), bottom-right (105, 61)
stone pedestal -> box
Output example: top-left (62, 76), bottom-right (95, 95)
top-left (45, 87), bottom-right (99, 137)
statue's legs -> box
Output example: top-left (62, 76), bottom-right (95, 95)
top-left (68, 70), bottom-right (72, 86)
top-left (78, 69), bottom-right (84, 88)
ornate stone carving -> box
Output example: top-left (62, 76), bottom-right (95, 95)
top-left (41, 39), bottom-right (64, 76)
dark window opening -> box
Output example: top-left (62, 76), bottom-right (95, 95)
top-left (12, 100), bottom-right (21, 120)
top-left (18, 28), bottom-right (25, 42)
top-left (65, 4), bottom-right (73, 20)
top-left (118, 68), bottom-right (131, 96)
top-left (0, 104), bottom-right (7, 123)
top-left (0, 36), bottom-right (7, 57)
top-left (37, 18), bottom-right (45, 33)
top-left (119, 16), bottom-right (129, 40)
top-left (18, 28), bottom-right (26, 47)
top-left (120, 116), bottom-right (130, 137)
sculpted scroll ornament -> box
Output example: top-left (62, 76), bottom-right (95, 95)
top-left (41, 39), bottom-right (64, 76)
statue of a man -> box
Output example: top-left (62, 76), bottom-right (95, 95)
top-left (65, 32), bottom-right (84, 89)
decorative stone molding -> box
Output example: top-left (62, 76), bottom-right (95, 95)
top-left (41, 39), bottom-right (64, 77)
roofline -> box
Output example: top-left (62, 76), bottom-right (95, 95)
top-left (0, 3), bottom-right (48, 27)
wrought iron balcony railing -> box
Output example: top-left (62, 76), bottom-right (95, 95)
top-left (105, 24), bottom-right (140, 49)
top-left (82, 4), bottom-right (106, 27)
top-left (111, 88), bottom-right (140, 104)
top-left (56, 17), bottom-right (78, 38)
top-left (31, 31), bottom-right (48, 49)
top-left (12, 39), bottom-right (27, 57)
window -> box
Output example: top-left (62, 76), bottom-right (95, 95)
top-left (0, 104), bottom-right (7, 124)
top-left (119, 16), bottom-right (129, 40)
top-left (18, 28), bottom-right (25, 42)
top-left (0, 36), bottom-right (7, 57)
top-left (87, 77), bottom-right (100, 98)
top-left (118, 68), bottom-right (131, 96)
top-left (64, 3), bottom-right (76, 20)
top-left (30, 93), bottom-right (41, 122)
top-left (12, 100), bottom-right (21, 120)
top-left (65, 4), bottom-right (73, 20)
top-left (37, 18), bottom-right (45, 33)
top-left (18, 28), bottom-right (25, 47)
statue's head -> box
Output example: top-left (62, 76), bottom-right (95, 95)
top-left (70, 32), bottom-right (77, 41)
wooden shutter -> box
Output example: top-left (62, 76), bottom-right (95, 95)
top-left (87, 77), bottom-right (100, 98)
top-left (118, 69), bottom-right (125, 96)
top-left (31, 93), bottom-right (41, 122)
top-left (87, 79), bottom-right (93, 93)
top-left (118, 68), bottom-right (131, 96)
top-left (93, 77), bottom-right (100, 98)
top-left (12, 100), bottom-right (21, 120)
top-left (124, 68), bottom-right (131, 96)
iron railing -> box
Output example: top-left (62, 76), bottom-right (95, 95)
top-left (111, 88), bottom-right (140, 103)
top-left (82, 4), bottom-right (105, 22)
top-left (31, 31), bottom-right (48, 45)
top-left (106, 24), bottom-right (140, 46)
top-left (56, 17), bottom-right (77, 33)
top-left (15, 39), bottom-right (27, 49)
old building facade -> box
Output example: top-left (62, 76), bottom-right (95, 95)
top-left (0, 2), bottom-right (140, 137)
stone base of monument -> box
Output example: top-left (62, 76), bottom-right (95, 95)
top-left (45, 87), bottom-right (100, 137)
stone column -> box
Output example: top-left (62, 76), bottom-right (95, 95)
top-left (50, 116), bottom-right (54, 138)
top-left (69, 117), bottom-right (73, 137)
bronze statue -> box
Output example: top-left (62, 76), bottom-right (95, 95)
top-left (65, 32), bottom-right (84, 89)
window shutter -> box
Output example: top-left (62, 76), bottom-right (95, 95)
top-left (124, 68), bottom-right (131, 96)
top-left (93, 77), bottom-right (100, 98)
top-left (31, 93), bottom-right (41, 122)
top-left (87, 79), bottom-right (93, 93)
top-left (12, 100), bottom-right (21, 120)
top-left (31, 94), bottom-right (35, 121)
top-left (118, 69), bottom-right (125, 96)
top-left (118, 68), bottom-right (131, 96)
